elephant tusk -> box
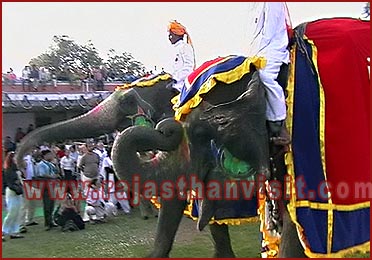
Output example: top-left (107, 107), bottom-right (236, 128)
top-left (197, 198), bottom-right (216, 231)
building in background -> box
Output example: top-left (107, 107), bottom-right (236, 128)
top-left (2, 81), bottom-right (118, 140)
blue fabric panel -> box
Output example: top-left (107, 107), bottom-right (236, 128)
top-left (297, 207), bottom-right (328, 254)
top-left (292, 43), bottom-right (327, 203)
top-left (332, 208), bottom-right (370, 252)
top-left (190, 197), bottom-right (257, 220)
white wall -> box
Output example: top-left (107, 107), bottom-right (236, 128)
top-left (2, 113), bottom-right (35, 141)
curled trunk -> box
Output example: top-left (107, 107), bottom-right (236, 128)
top-left (112, 118), bottom-right (185, 188)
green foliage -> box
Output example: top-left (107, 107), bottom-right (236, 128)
top-left (105, 49), bottom-right (145, 79)
top-left (29, 35), bottom-right (145, 81)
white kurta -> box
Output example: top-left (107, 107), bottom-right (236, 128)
top-left (23, 154), bottom-right (35, 180)
top-left (248, 2), bottom-right (290, 121)
top-left (171, 40), bottom-right (195, 92)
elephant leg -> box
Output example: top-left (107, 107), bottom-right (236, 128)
top-left (278, 210), bottom-right (307, 258)
top-left (209, 223), bottom-right (236, 258)
top-left (147, 198), bottom-right (187, 258)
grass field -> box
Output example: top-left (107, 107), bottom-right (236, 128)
top-left (2, 206), bottom-right (262, 258)
top-left (2, 202), bottom-right (369, 258)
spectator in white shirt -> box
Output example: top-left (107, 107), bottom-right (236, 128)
top-left (21, 150), bottom-right (40, 227)
top-left (60, 149), bottom-right (76, 181)
top-left (93, 141), bottom-right (107, 169)
top-left (85, 178), bottom-right (117, 223)
top-left (101, 148), bottom-right (131, 214)
top-left (68, 145), bottom-right (79, 165)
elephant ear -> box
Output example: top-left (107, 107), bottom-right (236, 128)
top-left (200, 71), bottom-right (266, 134)
top-left (122, 89), bottom-right (156, 119)
top-left (197, 71), bottom-right (268, 170)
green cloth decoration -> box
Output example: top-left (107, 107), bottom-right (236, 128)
top-left (134, 115), bottom-right (153, 128)
top-left (222, 148), bottom-right (253, 179)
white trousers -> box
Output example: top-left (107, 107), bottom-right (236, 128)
top-left (85, 205), bottom-right (106, 220)
top-left (109, 191), bottom-right (131, 214)
top-left (259, 59), bottom-right (287, 121)
top-left (172, 80), bottom-right (185, 92)
top-left (2, 188), bottom-right (24, 235)
top-left (21, 183), bottom-right (40, 225)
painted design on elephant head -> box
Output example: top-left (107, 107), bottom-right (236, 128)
top-left (90, 103), bottom-right (104, 115)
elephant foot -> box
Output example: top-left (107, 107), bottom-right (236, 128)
top-left (209, 223), bottom-right (236, 258)
top-left (214, 252), bottom-right (236, 258)
top-left (146, 252), bottom-right (169, 258)
top-left (278, 210), bottom-right (307, 258)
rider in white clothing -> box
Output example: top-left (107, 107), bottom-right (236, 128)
top-left (168, 20), bottom-right (195, 92)
top-left (248, 2), bottom-right (291, 144)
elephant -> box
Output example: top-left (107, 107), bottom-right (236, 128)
top-left (15, 17), bottom-right (369, 258)
top-left (14, 72), bottom-right (273, 257)
top-left (14, 70), bottom-right (273, 258)
top-left (112, 67), bottom-right (305, 258)
top-left (15, 75), bottom-right (176, 168)
top-left (112, 17), bottom-right (370, 258)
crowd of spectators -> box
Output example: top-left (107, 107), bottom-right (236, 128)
top-left (2, 64), bottom-right (152, 92)
top-left (1, 133), bottom-right (154, 241)
top-left (3, 125), bottom-right (34, 156)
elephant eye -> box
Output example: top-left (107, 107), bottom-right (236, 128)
top-left (160, 128), bottom-right (172, 137)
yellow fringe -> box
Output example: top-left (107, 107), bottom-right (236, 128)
top-left (172, 56), bottom-right (266, 121)
top-left (152, 196), bottom-right (259, 225)
top-left (115, 73), bottom-right (172, 91)
top-left (304, 241), bottom-right (370, 258)
top-left (186, 211), bottom-right (260, 225)
top-left (258, 187), bottom-right (281, 258)
top-left (294, 200), bottom-right (370, 211)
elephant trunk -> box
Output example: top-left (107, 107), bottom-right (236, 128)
top-left (15, 91), bottom-right (134, 168)
top-left (112, 118), bottom-right (184, 188)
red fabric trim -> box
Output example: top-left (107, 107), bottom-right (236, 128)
top-left (306, 18), bottom-right (370, 204)
top-left (186, 56), bottom-right (226, 85)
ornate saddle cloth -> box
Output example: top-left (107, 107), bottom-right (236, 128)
top-left (116, 73), bottom-right (172, 90)
top-left (283, 18), bottom-right (370, 258)
top-left (172, 55), bottom-right (266, 120)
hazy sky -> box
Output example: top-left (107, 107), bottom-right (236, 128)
top-left (2, 2), bottom-right (366, 76)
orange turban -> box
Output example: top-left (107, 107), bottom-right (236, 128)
top-left (168, 20), bottom-right (193, 47)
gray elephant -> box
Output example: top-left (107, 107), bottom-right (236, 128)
top-left (15, 17), bottom-right (369, 258)
top-left (112, 17), bottom-right (370, 258)
top-left (15, 75), bottom-right (175, 168)
top-left (112, 67), bottom-right (305, 258)
top-left (14, 71), bottom-right (263, 257)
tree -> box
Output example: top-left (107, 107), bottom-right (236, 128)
top-left (30, 35), bottom-right (102, 81)
top-left (29, 35), bottom-right (144, 82)
top-left (105, 49), bottom-right (145, 81)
